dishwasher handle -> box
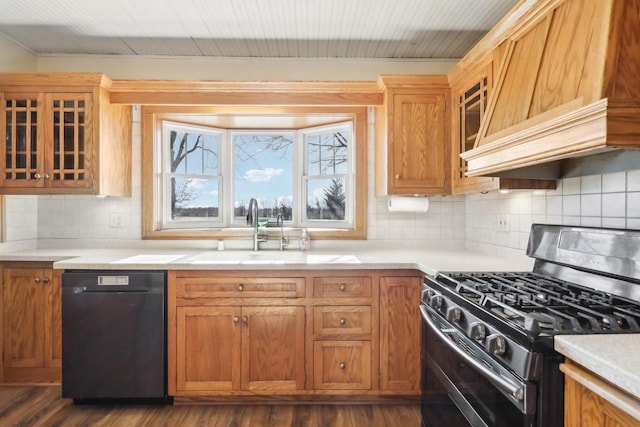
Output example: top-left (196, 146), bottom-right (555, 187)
top-left (71, 286), bottom-right (151, 294)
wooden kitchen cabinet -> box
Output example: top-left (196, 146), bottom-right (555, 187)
top-left (171, 272), bottom-right (306, 396)
top-left (379, 275), bottom-right (421, 392)
top-left (562, 361), bottom-right (640, 427)
top-left (0, 262), bottom-right (61, 383)
top-left (168, 269), bottom-right (421, 400)
top-left (449, 52), bottom-right (556, 194)
top-left (375, 75), bottom-right (451, 196)
top-left (0, 73), bottom-right (131, 196)
top-left (176, 305), bottom-right (305, 394)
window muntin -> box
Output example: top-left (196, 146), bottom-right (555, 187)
top-left (162, 122), bottom-right (222, 228)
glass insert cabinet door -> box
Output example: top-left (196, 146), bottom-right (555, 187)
top-left (1, 92), bottom-right (93, 189)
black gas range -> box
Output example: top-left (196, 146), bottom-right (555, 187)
top-left (420, 224), bottom-right (640, 427)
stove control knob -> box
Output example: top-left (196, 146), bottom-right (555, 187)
top-left (486, 334), bottom-right (507, 356)
top-left (429, 295), bottom-right (444, 311)
top-left (468, 322), bottom-right (487, 341)
top-left (446, 307), bottom-right (462, 323)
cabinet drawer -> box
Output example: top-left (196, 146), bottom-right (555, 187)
top-left (313, 306), bottom-right (372, 336)
top-left (313, 341), bottom-right (372, 390)
top-left (176, 277), bottom-right (305, 298)
top-left (313, 277), bottom-right (371, 298)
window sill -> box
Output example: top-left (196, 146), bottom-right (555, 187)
top-left (143, 226), bottom-right (366, 241)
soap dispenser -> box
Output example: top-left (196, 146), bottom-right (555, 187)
top-left (299, 229), bottom-right (310, 251)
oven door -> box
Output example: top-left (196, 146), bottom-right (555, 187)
top-left (420, 305), bottom-right (537, 427)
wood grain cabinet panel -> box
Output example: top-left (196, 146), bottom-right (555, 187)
top-left (313, 306), bottom-right (372, 337)
top-left (375, 75), bottom-right (451, 196)
top-left (0, 73), bottom-right (131, 196)
top-left (177, 276), bottom-right (305, 299)
top-left (562, 361), bottom-right (640, 427)
top-left (379, 275), bottom-right (421, 392)
top-left (313, 341), bottom-right (372, 390)
top-left (313, 276), bottom-right (371, 298)
top-left (1, 263), bottom-right (61, 383)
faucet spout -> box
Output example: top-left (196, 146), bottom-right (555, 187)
top-left (276, 213), bottom-right (289, 251)
top-left (247, 198), bottom-right (267, 251)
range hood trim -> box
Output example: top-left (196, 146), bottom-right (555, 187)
top-left (461, 98), bottom-right (640, 177)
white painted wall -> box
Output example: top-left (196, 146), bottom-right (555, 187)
top-left (0, 34), bottom-right (36, 71)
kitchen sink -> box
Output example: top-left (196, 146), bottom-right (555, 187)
top-left (184, 251), bottom-right (360, 265)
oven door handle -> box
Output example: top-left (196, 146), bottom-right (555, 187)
top-left (420, 305), bottom-right (525, 401)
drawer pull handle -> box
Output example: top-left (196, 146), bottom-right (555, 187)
top-left (339, 318), bottom-right (346, 325)
top-left (339, 284), bottom-right (347, 291)
top-left (238, 284), bottom-right (244, 291)
top-left (395, 174), bottom-right (401, 180)
top-left (242, 316), bottom-right (248, 325)
top-left (340, 363), bottom-right (346, 370)
top-left (43, 278), bottom-right (50, 283)
top-left (34, 277), bottom-right (41, 283)
top-left (233, 316), bottom-right (239, 324)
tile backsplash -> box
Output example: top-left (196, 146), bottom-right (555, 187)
top-left (465, 170), bottom-right (640, 258)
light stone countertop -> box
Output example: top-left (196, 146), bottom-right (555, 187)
top-left (555, 335), bottom-right (640, 401)
top-left (0, 247), bottom-right (535, 275)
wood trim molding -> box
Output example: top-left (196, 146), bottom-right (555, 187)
top-left (111, 80), bottom-right (383, 106)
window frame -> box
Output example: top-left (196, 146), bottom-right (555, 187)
top-left (141, 105), bottom-right (368, 240)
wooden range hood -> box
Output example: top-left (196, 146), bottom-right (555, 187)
top-left (461, 0), bottom-right (640, 179)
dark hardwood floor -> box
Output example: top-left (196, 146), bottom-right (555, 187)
top-left (0, 386), bottom-right (421, 427)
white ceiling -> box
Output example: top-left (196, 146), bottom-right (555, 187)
top-left (0, 0), bottom-right (518, 59)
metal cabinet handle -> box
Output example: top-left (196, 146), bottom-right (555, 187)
top-left (233, 316), bottom-right (239, 324)
top-left (43, 278), bottom-right (50, 283)
top-left (395, 174), bottom-right (401, 180)
top-left (339, 284), bottom-right (347, 291)
top-left (238, 284), bottom-right (244, 291)
top-left (34, 277), bottom-right (41, 283)
top-left (242, 316), bottom-right (248, 324)
top-left (339, 363), bottom-right (346, 370)
top-left (339, 318), bottom-right (346, 325)
top-left (34, 173), bottom-right (42, 179)
top-left (43, 174), bottom-right (50, 179)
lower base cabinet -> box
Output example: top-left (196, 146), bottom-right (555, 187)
top-left (169, 270), bottom-right (422, 400)
top-left (1, 262), bottom-right (61, 384)
top-left (175, 305), bottom-right (305, 394)
top-left (562, 361), bottom-right (640, 427)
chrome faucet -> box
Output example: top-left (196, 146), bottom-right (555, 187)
top-left (247, 198), bottom-right (267, 251)
top-left (276, 213), bottom-right (289, 251)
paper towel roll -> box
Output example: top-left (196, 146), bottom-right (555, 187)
top-left (387, 196), bottom-right (430, 212)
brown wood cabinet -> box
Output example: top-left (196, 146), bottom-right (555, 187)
top-left (0, 73), bottom-right (131, 196)
top-left (379, 275), bottom-right (421, 392)
top-left (375, 75), bottom-right (451, 196)
top-left (168, 269), bottom-right (422, 400)
top-left (562, 361), bottom-right (640, 427)
top-left (0, 262), bottom-right (61, 383)
top-left (449, 54), bottom-right (556, 194)
top-left (172, 273), bottom-right (306, 395)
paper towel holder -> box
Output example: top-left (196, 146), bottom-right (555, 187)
top-left (387, 195), bottom-right (430, 212)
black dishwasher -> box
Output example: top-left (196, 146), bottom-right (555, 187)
top-left (61, 270), bottom-right (169, 403)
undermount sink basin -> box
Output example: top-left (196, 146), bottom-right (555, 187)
top-left (185, 251), bottom-right (360, 265)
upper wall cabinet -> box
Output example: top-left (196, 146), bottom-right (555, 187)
top-left (0, 73), bottom-right (131, 196)
top-left (375, 75), bottom-right (450, 196)
top-left (461, 0), bottom-right (640, 178)
top-left (449, 48), bottom-right (557, 194)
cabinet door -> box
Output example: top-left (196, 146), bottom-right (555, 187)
top-left (389, 93), bottom-right (448, 194)
top-left (313, 340), bottom-right (372, 390)
top-left (45, 93), bottom-right (93, 190)
top-left (379, 276), bottom-right (421, 391)
top-left (176, 306), bottom-right (242, 392)
top-left (241, 306), bottom-right (305, 392)
top-left (44, 269), bottom-right (62, 368)
top-left (0, 93), bottom-right (45, 188)
top-left (452, 63), bottom-right (498, 194)
top-left (2, 267), bottom-right (46, 368)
